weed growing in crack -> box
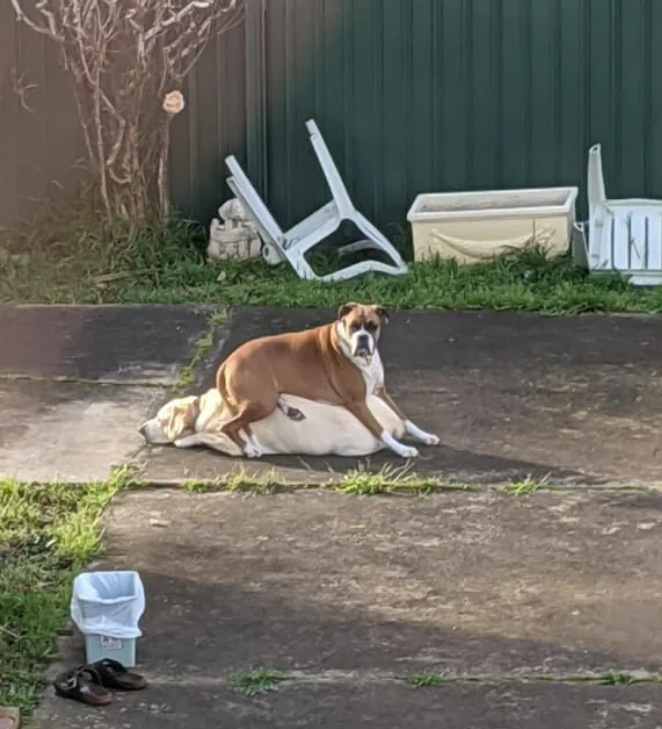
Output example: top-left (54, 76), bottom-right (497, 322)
top-left (406, 672), bottom-right (445, 688)
top-left (506, 474), bottom-right (550, 496)
top-left (177, 309), bottom-right (228, 391)
top-left (600, 672), bottom-right (637, 686)
top-left (228, 669), bottom-right (292, 696)
top-left (335, 464), bottom-right (451, 495)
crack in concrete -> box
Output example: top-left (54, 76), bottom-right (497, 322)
top-left (144, 668), bottom-right (662, 690)
top-left (174, 308), bottom-right (229, 393)
top-left (141, 478), bottom-right (662, 494)
top-left (0, 373), bottom-right (169, 388)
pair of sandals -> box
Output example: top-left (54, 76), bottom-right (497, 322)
top-left (53, 659), bottom-right (147, 706)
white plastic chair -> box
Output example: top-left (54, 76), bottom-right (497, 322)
top-left (586, 143), bottom-right (662, 286)
top-left (224, 119), bottom-right (409, 282)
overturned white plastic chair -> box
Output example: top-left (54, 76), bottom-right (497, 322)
top-left (586, 143), bottom-right (662, 286)
top-left (224, 119), bottom-right (408, 282)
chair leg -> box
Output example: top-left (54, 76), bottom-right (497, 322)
top-left (352, 212), bottom-right (407, 268)
top-left (337, 240), bottom-right (379, 256)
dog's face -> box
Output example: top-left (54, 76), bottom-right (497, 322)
top-left (139, 395), bottom-right (199, 444)
top-left (336, 302), bottom-right (389, 359)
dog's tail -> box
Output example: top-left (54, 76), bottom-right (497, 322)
top-left (216, 365), bottom-right (230, 403)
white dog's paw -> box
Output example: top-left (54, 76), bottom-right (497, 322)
top-left (421, 433), bottom-right (440, 446)
top-left (398, 445), bottom-right (420, 459)
top-left (243, 442), bottom-right (263, 459)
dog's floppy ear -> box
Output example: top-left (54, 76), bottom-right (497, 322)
top-left (337, 302), bottom-right (359, 320)
top-left (163, 406), bottom-right (185, 441)
top-left (373, 305), bottom-right (389, 324)
top-left (163, 401), bottom-right (196, 441)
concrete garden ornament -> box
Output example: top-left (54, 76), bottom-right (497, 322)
top-left (207, 198), bottom-right (261, 261)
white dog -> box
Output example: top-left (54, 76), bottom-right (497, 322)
top-left (139, 389), bottom-right (405, 457)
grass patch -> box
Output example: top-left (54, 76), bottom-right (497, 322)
top-left (85, 246), bottom-right (662, 314)
top-left (0, 191), bottom-right (201, 305)
top-left (335, 464), bottom-right (453, 495)
top-left (177, 465), bottom-right (471, 496)
top-left (179, 468), bottom-right (281, 494)
top-left (228, 669), bottom-right (292, 696)
top-left (4, 198), bottom-right (662, 314)
top-left (0, 465), bottom-right (135, 716)
top-left (406, 672), bottom-right (445, 688)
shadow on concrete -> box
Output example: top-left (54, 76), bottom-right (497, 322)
top-left (0, 305), bottom-right (213, 383)
top-left (42, 567), bottom-right (661, 729)
top-left (36, 487), bottom-right (662, 728)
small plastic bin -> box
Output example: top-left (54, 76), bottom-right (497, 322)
top-left (71, 571), bottom-right (145, 668)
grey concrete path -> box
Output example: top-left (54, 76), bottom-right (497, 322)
top-left (0, 305), bottom-right (218, 482)
top-left (35, 489), bottom-right (662, 728)
top-left (3, 304), bottom-right (661, 728)
top-left (141, 307), bottom-right (662, 486)
top-left (2, 304), bottom-right (662, 485)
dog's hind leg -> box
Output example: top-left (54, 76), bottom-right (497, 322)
top-left (221, 400), bottom-right (275, 458)
top-left (277, 396), bottom-right (306, 422)
top-left (238, 424), bottom-right (264, 458)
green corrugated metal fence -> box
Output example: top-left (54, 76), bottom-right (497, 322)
top-left (175, 0), bottom-right (662, 236)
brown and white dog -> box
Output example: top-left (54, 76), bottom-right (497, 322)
top-left (139, 388), bottom-right (406, 457)
top-left (213, 302), bottom-right (439, 459)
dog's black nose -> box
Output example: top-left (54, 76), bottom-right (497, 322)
top-left (138, 423), bottom-right (147, 436)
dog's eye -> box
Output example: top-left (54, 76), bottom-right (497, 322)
top-left (365, 322), bottom-right (377, 332)
top-left (349, 322), bottom-right (360, 333)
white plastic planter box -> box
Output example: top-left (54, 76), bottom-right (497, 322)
top-left (407, 187), bottom-right (579, 264)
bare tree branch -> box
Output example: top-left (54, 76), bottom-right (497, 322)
top-left (9, 0), bottom-right (245, 225)
top-left (10, 69), bottom-right (37, 113)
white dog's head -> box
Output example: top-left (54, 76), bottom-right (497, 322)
top-left (139, 394), bottom-right (201, 444)
top-left (335, 301), bottom-right (389, 361)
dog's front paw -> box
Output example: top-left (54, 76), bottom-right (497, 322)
top-left (398, 445), bottom-right (420, 459)
top-left (243, 443), bottom-right (263, 459)
top-left (421, 433), bottom-right (440, 446)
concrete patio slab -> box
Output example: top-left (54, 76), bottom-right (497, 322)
top-left (34, 681), bottom-right (662, 729)
top-left (34, 488), bottom-right (662, 728)
top-left (64, 490), bottom-right (662, 674)
top-left (0, 380), bottom-right (160, 482)
top-left (0, 304), bottom-right (214, 384)
top-left (0, 304), bottom-right (225, 482)
top-left (139, 307), bottom-right (662, 486)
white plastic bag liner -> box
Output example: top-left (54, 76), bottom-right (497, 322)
top-left (71, 571), bottom-right (145, 639)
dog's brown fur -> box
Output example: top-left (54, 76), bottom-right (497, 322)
top-left (214, 303), bottom-right (397, 451)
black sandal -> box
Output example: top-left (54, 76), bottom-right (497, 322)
top-left (90, 658), bottom-right (148, 691)
top-left (53, 666), bottom-right (113, 706)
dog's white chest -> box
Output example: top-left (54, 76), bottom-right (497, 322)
top-left (357, 351), bottom-right (384, 395)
